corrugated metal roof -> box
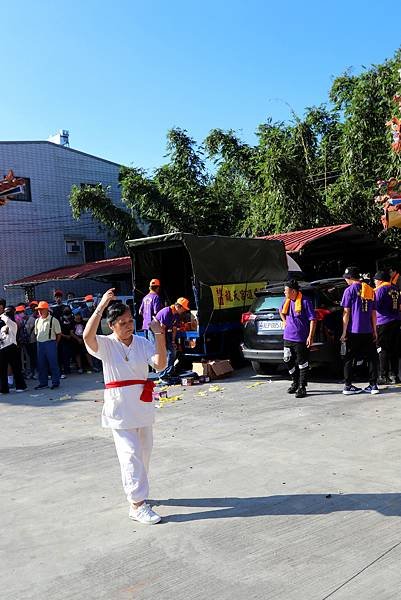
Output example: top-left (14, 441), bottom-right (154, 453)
top-left (260, 224), bottom-right (352, 253)
top-left (0, 141), bottom-right (122, 167)
top-left (5, 256), bottom-right (131, 288)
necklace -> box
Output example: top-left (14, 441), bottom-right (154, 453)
top-left (117, 337), bottom-right (133, 361)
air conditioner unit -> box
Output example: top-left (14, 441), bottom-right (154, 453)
top-left (66, 241), bottom-right (81, 254)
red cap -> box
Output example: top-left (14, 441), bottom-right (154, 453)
top-left (84, 294), bottom-right (94, 301)
top-left (54, 289), bottom-right (63, 297)
top-left (29, 300), bottom-right (38, 307)
top-left (15, 305), bottom-right (26, 312)
top-left (150, 279), bottom-right (161, 287)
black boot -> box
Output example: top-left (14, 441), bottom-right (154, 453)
top-left (296, 366), bottom-right (308, 397)
top-left (287, 381), bottom-right (299, 394)
top-left (295, 386), bottom-right (307, 398)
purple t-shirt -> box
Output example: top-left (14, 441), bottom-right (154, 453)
top-left (282, 296), bottom-right (316, 343)
top-left (155, 306), bottom-right (179, 330)
top-left (140, 292), bottom-right (163, 329)
top-left (375, 284), bottom-right (400, 326)
top-left (341, 283), bottom-right (376, 334)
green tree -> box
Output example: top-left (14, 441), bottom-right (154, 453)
top-left (327, 50), bottom-right (401, 236)
top-left (70, 48), bottom-right (401, 245)
top-left (70, 128), bottom-right (247, 245)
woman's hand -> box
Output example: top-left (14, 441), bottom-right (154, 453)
top-left (149, 318), bottom-right (165, 335)
top-left (99, 288), bottom-right (117, 310)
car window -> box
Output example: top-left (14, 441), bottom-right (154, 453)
top-left (253, 290), bottom-right (320, 313)
top-left (252, 295), bottom-right (284, 312)
top-left (319, 284), bottom-right (347, 306)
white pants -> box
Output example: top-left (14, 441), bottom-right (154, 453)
top-left (112, 427), bottom-right (153, 504)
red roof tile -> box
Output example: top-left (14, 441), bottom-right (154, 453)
top-left (6, 256), bottom-right (131, 288)
top-left (260, 224), bottom-right (352, 253)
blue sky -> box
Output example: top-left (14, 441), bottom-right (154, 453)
top-left (2, 0), bottom-right (400, 171)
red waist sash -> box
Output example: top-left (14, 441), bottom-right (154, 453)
top-left (104, 379), bottom-right (155, 402)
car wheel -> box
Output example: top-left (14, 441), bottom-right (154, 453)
top-left (251, 361), bottom-right (277, 375)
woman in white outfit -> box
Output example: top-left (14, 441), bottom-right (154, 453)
top-left (84, 288), bottom-right (166, 525)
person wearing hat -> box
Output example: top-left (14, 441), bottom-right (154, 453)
top-left (155, 297), bottom-right (190, 383)
top-left (280, 280), bottom-right (316, 399)
top-left (341, 266), bottom-right (379, 395)
top-left (78, 294), bottom-right (96, 321)
top-left (139, 279), bottom-right (164, 341)
top-left (373, 271), bottom-right (401, 384)
top-left (78, 294), bottom-right (103, 372)
top-left (34, 301), bottom-right (62, 390)
top-left (0, 306), bottom-right (27, 394)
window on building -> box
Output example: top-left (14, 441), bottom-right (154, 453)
top-left (84, 240), bottom-right (106, 262)
top-left (65, 240), bottom-right (82, 255)
top-left (8, 177), bottom-right (32, 202)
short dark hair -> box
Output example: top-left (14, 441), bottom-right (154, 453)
top-left (106, 302), bottom-right (131, 325)
top-left (284, 279), bottom-right (300, 291)
top-left (0, 298), bottom-right (6, 308)
top-left (4, 306), bottom-right (16, 320)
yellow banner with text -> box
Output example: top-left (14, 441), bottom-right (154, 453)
top-left (210, 281), bottom-right (266, 309)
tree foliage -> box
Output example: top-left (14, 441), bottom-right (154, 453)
top-left (70, 47), bottom-right (401, 247)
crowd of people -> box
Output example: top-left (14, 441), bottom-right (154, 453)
top-left (280, 264), bottom-right (401, 399)
top-left (0, 281), bottom-right (193, 395)
top-left (0, 289), bottom-right (101, 394)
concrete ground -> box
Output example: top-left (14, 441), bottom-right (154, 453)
top-left (1, 367), bottom-right (401, 599)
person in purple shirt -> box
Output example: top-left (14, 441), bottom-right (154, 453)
top-left (340, 266), bottom-right (379, 395)
top-left (139, 279), bottom-right (164, 342)
top-left (373, 270), bottom-right (401, 385)
top-left (280, 280), bottom-right (316, 399)
top-left (155, 297), bottom-right (190, 383)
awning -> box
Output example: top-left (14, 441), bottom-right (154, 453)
top-left (260, 224), bottom-right (353, 252)
top-left (260, 224), bottom-right (388, 259)
top-left (5, 256), bottom-right (131, 289)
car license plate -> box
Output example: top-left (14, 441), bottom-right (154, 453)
top-left (257, 320), bottom-right (283, 332)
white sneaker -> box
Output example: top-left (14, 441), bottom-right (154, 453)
top-left (60, 374), bottom-right (67, 379)
top-left (129, 502), bottom-right (161, 524)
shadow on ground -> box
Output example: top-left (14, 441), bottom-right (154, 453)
top-left (154, 493), bottom-right (401, 522)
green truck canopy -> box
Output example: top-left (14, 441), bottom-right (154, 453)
top-left (125, 232), bottom-right (287, 285)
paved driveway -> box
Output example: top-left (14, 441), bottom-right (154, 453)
top-left (1, 368), bottom-right (401, 599)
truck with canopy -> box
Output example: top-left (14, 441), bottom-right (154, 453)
top-left (125, 232), bottom-right (288, 360)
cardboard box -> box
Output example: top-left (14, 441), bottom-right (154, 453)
top-left (192, 359), bottom-right (234, 380)
top-left (192, 362), bottom-right (207, 377)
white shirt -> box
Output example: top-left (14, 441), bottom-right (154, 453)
top-left (0, 316), bottom-right (17, 349)
top-left (86, 333), bottom-right (156, 429)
